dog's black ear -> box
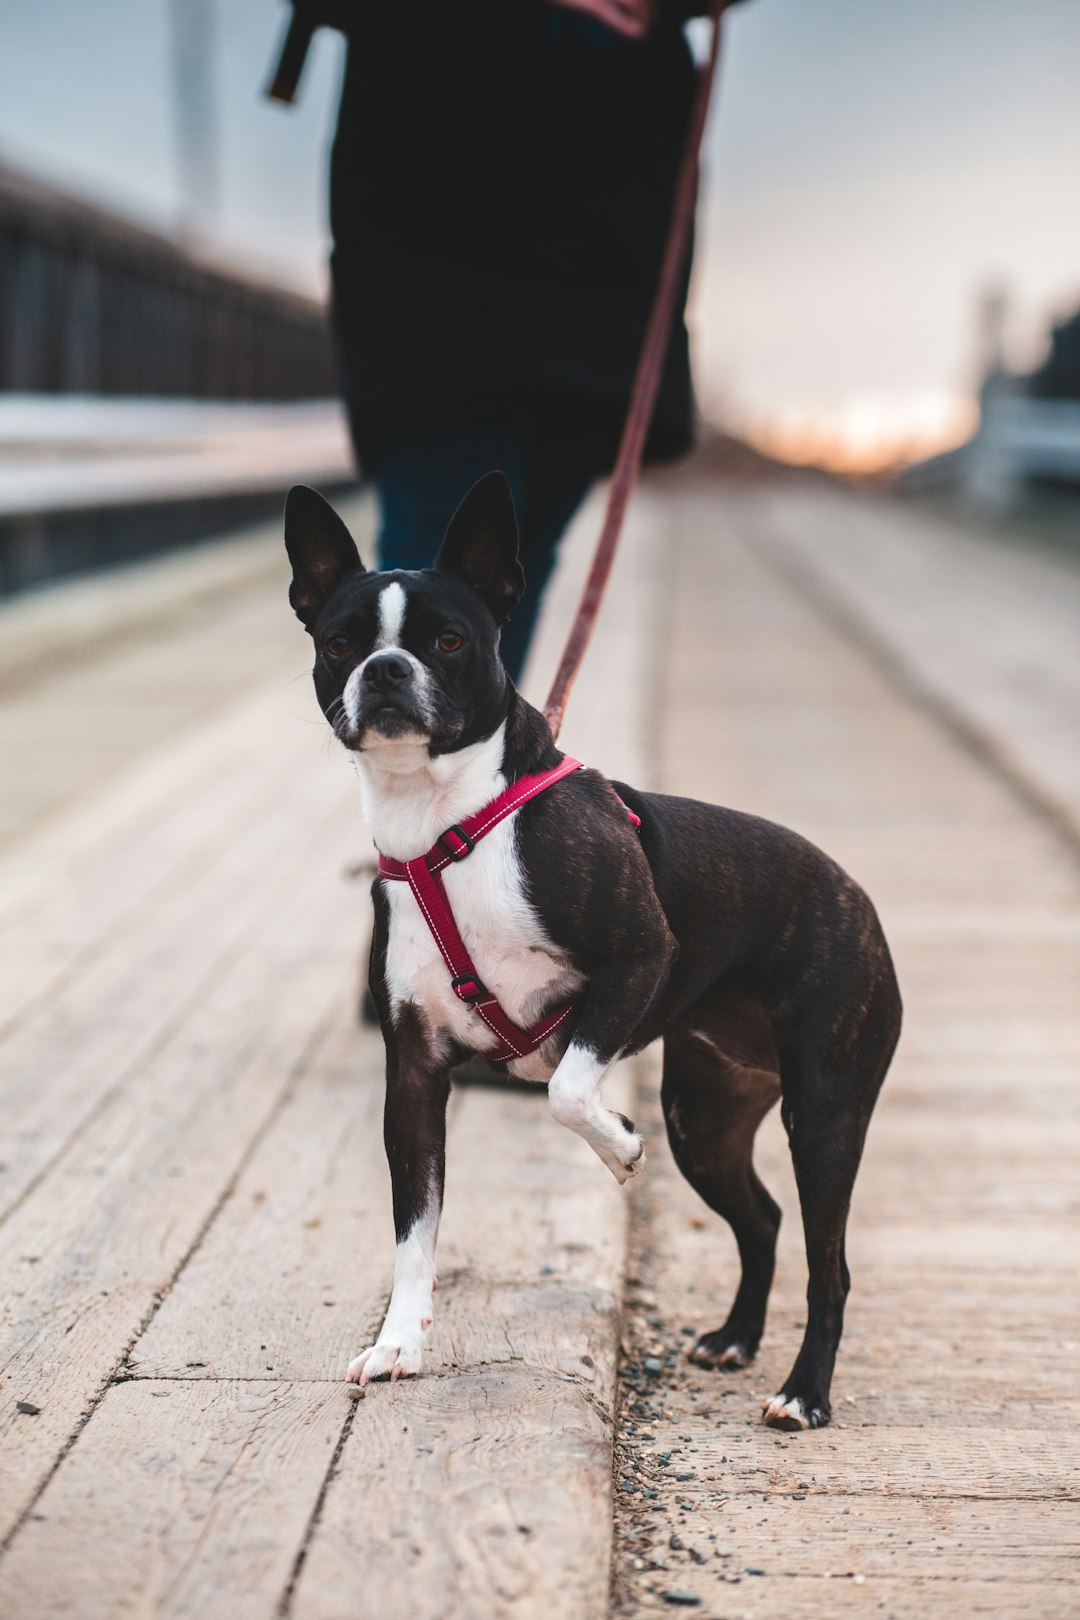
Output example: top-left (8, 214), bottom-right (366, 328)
top-left (434, 472), bottom-right (525, 625)
top-left (285, 485), bottom-right (366, 629)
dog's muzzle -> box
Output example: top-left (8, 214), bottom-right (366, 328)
top-left (347, 650), bottom-right (432, 743)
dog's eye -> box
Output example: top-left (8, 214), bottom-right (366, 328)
top-left (324, 634), bottom-right (350, 658)
top-left (436, 632), bottom-right (464, 654)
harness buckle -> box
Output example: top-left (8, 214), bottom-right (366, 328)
top-left (438, 824), bottom-right (475, 861)
top-left (451, 972), bottom-right (488, 1004)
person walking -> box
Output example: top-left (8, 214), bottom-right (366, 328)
top-left (272, 0), bottom-right (724, 681)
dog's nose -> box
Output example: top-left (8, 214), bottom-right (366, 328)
top-left (363, 652), bottom-right (413, 691)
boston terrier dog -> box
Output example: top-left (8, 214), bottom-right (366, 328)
top-left (285, 473), bottom-right (902, 1430)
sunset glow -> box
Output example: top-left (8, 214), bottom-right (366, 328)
top-left (733, 391), bottom-right (981, 478)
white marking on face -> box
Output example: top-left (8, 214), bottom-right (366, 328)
top-left (339, 578), bottom-right (436, 737)
top-left (376, 580), bottom-right (407, 648)
top-left (548, 1041), bottom-right (645, 1183)
top-left (347, 1195), bottom-right (439, 1385)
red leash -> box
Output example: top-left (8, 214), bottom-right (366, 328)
top-left (543, 0), bottom-right (730, 740)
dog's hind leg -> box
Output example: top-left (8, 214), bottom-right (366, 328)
top-left (661, 1013), bottom-right (783, 1372)
top-left (763, 964), bottom-right (901, 1430)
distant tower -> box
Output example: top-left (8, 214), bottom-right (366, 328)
top-left (975, 279), bottom-right (1010, 388)
top-left (968, 279), bottom-right (1019, 509)
top-left (168, 0), bottom-right (220, 245)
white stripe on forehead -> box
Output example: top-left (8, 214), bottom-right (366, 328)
top-left (376, 581), bottom-right (407, 648)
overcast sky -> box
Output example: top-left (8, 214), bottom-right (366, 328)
top-left (2, 0), bottom-right (1079, 463)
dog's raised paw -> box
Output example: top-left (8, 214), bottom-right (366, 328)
top-left (347, 1339), bottom-right (423, 1386)
top-left (762, 1392), bottom-right (828, 1430)
top-left (610, 1130), bottom-right (646, 1185)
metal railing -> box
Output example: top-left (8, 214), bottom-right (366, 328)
top-left (0, 161), bottom-right (337, 398)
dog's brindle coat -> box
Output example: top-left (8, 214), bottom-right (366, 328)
top-left (285, 474), bottom-right (902, 1430)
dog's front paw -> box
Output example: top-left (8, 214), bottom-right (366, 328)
top-left (597, 1112), bottom-right (646, 1185)
top-left (346, 1336), bottom-right (424, 1386)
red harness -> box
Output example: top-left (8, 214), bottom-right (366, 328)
top-left (376, 758), bottom-right (640, 1065)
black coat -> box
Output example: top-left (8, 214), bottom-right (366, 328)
top-left (321, 2), bottom-right (711, 462)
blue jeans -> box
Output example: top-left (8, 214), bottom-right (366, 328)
top-left (364, 395), bottom-right (615, 683)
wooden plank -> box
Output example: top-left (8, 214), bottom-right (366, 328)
top-left (131, 1019), bottom-right (399, 1383)
top-left (642, 1426), bottom-right (1080, 1501)
top-left (705, 1575), bottom-right (1078, 1618)
top-left (760, 483), bottom-right (1080, 836)
top-left (0, 692), bottom-right (326, 1034)
top-left (616, 1497), bottom-right (1079, 1613)
top-left (638, 1494), bottom-right (1080, 1580)
top-left (292, 1368), bottom-right (613, 1620)
top-left (0, 1381), bottom-right (344, 1620)
top-left (0, 936), bottom-right (355, 1539)
top-left (0, 768), bottom-right (357, 1220)
top-left (0, 577), bottom-right (300, 853)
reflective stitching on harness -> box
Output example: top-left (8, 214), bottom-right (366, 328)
top-left (406, 865), bottom-right (456, 973)
top-left (465, 760), bottom-right (580, 842)
top-left (475, 1002), bottom-right (525, 1058)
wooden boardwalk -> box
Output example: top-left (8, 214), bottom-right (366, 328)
top-left (0, 470), bottom-right (1077, 1616)
top-left (613, 474), bottom-right (1080, 1615)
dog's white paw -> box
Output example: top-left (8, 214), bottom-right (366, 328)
top-left (761, 1390), bottom-right (828, 1430)
top-left (597, 1116), bottom-right (646, 1184)
top-left (347, 1336), bottom-right (424, 1386)
top-left (762, 1391), bottom-right (806, 1428)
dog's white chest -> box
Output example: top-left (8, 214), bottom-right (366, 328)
top-left (382, 817), bottom-right (582, 1066)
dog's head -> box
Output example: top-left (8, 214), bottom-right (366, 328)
top-left (285, 472), bottom-right (524, 757)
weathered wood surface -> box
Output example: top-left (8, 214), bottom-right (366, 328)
top-left (612, 471), bottom-right (1080, 1617)
top-left (756, 482), bottom-right (1080, 837)
top-left (0, 1381), bottom-right (344, 1620)
top-left (1, 467), bottom-right (1078, 1617)
top-left (292, 1369), bottom-right (614, 1620)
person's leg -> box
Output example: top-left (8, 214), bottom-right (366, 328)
top-left (499, 398), bottom-right (616, 684)
top-left (365, 402), bottom-right (529, 576)
top-left (363, 393), bottom-right (615, 684)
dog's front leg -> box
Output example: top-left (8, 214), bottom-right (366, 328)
top-left (548, 940), bottom-right (673, 1184)
top-left (347, 1012), bottom-right (450, 1386)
